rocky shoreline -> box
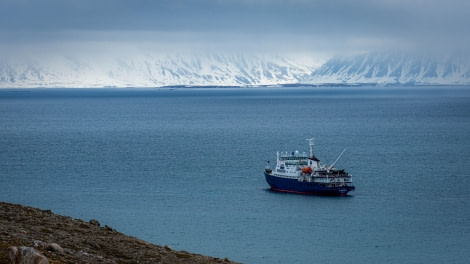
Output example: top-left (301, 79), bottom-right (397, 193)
top-left (0, 202), bottom-right (238, 264)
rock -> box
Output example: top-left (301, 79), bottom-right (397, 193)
top-left (78, 222), bottom-right (90, 229)
top-left (89, 219), bottom-right (100, 227)
top-left (42, 209), bottom-right (52, 215)
top-left (33, 240), bottom-right (45, 249)
top-left (86, 239), bottom-right (101, 250)
top-left (104, 225), bottom-right (114, 232)
top-left (8, 246), bottom-right (49, 264)
top-left (45, 243), bottom-right (64, 254)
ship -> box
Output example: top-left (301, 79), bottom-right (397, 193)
top-left (264, 138), bottom-right (355, 196)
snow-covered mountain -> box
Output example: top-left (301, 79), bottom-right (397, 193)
top-left (2, 52), bottom-right (469, 88)
top-left (305, 52), bottom-right (470, 85)
top-left (0, 54), bottom-right (314, 88)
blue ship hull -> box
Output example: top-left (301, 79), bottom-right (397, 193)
top-left (264, 172), bottom-right (355, 196)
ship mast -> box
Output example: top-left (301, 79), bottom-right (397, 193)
top-left (306, 138), bottom-right (314, 158)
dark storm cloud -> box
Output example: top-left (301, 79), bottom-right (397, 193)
top-left (0, 0), bottom-right (469, 55)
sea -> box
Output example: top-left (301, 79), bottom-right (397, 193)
top-left (1, 86), bottom-right (469, 264)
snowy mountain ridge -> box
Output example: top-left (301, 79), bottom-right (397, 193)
top-left (1, 52), bottom-right (469, 88)
top-left (0, 54), bottom-right (314, 88)
top-left (305, 52), bottom-right (470, 85)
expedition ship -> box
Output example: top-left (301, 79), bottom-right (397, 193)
top-left (264, 138), bottom-right (355, 196)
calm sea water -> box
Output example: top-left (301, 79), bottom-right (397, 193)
top-left (1, 86), bottom-right (469, 263)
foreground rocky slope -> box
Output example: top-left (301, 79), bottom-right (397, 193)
top-left (0, 202), bottom-right (237, 264)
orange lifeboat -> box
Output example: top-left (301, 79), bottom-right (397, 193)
top-left (302, 166), bottom-right (312, 173)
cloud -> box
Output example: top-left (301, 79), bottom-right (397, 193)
top-left (0, 0), bottom-right (469, 60)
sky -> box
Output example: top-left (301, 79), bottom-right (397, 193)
top-left (0, 0), bottom-right (469, 64)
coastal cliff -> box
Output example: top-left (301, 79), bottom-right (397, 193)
top-left (0, 202), bottom-right (237, 264)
